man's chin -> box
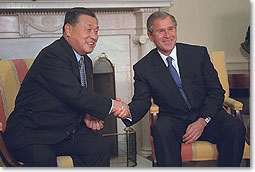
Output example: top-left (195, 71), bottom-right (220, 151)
top-left (84, 48), bottom-right (95, 54)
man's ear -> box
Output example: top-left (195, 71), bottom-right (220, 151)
top-left (147, 31), bottom-right (154, 42)
top-left (64, 24), bottom-right (72, 37)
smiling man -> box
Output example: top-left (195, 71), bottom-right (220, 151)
top-left (123, 11), bottom-right (246, 167)
top-left (3, 7), bottom-right (130, 167)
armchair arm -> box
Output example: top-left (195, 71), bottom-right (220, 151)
top-left (150, 102), bottom-right (159, 114)
top-left (223, 97), bottom-right (244, 121)
top-left (149, 96), bottom-right (244, 126)
top-left (0, 122), bottom-right (22, 167)
top-left (223, 97), bottom-right (243, 111)
top-left (149, 100), bottom-right (159, 126)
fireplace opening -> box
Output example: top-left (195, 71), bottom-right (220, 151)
top-left (93, 53), bottom-right (118, 157)
top-left (93, 53), bottom-right (137, 166)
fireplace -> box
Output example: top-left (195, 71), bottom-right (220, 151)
top-left (93, 53), bottom-right (118, 157)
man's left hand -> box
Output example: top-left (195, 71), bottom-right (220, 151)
top-left (182, 118), bottom-right (207, 144)
top-left (84, 114), bottom-right (104, 130)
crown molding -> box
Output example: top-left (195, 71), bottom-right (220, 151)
top-left (0, 0), bottom-right (171, 10)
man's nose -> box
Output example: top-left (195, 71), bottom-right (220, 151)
top-left (164, 30), bottom-right (171, 37)
top-left (90, 31), bottom-right (98, 39)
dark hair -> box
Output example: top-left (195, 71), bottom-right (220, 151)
top-left (63, 7), bottom-right (98, 33)
top-left (147, 11), bottom-right (177, 34)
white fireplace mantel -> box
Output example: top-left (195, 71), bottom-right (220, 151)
top-left (0, 0), bottom-right (171, 9)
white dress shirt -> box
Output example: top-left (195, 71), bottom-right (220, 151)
top-left (158, 46), bottom-right (181, 77)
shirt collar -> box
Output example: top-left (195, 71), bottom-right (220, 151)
top-left (73, 49), bottom-right (82, 62)
top-left (157, 45), bottom-right (177, 66)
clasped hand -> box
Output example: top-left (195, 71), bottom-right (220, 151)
top-left (84, 98), bottom-right (130, 131)
top-left (111, 98), bottom-right (131, 119)
top-left (84, 114), bottom-right (104, 131)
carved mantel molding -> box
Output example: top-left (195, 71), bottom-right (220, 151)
top-left (0, 0), bottom-right (171, 10)
top-left (0, 0), bottom-right (171, 38)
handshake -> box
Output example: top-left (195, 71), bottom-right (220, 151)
top-left (84, 98), bottom-right (130, 131)
top-left (111, 97), bottom-right (131, 119)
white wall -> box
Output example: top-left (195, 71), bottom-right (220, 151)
top-left (163, 0), bottom-right (250, 74)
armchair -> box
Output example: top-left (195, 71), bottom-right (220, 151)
top-left (149, 51), bottom-right (250, 166)
top-left (0, 59), bottom-right (73, 167)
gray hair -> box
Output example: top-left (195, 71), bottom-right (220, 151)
top-left (147, 11), bottom-right (177, 34)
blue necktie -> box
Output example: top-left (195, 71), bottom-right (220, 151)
top-left (78, 56), bottom-right (87, 87)
top-left (167, 56), bottom-right (191, 109)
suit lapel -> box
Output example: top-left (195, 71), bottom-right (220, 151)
top-left (176, 44), bottom-right (194, 108)
top-left (59, 37), bottom-right (93, 90)
top-left (150, 49), bottom-right (186, 107)
top-left (59, 37), bottom-right (80, 81)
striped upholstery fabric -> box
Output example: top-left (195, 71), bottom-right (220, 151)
top-left (149, 137), bottom-right (218, 164)
top-left (181, 141), bottom-right (218, 161)
top-left (151, 131), bottom-right (250, 164)
top-left (0, 59), bottom-right (34, 131)
top-left (0, 59), bottom-right (73, 167)
top-left (57, 156), bottom-right (74, 167)
top-left (181, 140), bottom-right (250, 162)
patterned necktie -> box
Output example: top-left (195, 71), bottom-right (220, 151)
top-left (78, 56), bottom-right (87, 87)
top-left (167, 56), bottom-right (191, 109)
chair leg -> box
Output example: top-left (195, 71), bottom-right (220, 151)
top-left (245, 159), bottom-right (250, 167)
top-left (236, 110), bottom-right (243, 121)
top-left (152, 161), bottom-right (157, 167)
top-left (232, 109), bottom-right (243, 121)
top-left (0, 132), bottom-right (21, 167)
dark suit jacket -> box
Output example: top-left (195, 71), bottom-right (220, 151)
top-left (4, 36), bottom-right (112, 151)
top-left (124, 43), bottom-right (225, 126)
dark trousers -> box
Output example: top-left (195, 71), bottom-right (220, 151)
top-left (151, 109), bottom-right (246, 167)
top-left (11, 125), bottom-right (111, 167)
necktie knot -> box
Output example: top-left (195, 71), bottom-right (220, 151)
top-left (78, 56), bottom-right (84, 67)
top-left (166, 56), bottom-right (173, 68)
top-left (166, 56), bottom-right (173, 66)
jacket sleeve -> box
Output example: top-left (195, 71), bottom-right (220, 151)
top-left (123, 64), bottom-right (152, 126)
top-left (33, 46), bottom-right (112, 120)
top-left (198, 47), bottom-right (225, 118)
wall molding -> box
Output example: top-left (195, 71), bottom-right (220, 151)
top-left (0, 0), bottom-right (171, 10)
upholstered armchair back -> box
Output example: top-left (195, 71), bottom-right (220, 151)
top-left (0, 58), bottom-right (73, 167)
top-left (0, 59), bottom-right (34, 131)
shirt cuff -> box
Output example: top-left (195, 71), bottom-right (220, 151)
top-left (109, 99), bottom-right (114, 114)
top-left (109, 99), bottom-right (132, 122)
top-left (125, 115), bottom-right (132, 122)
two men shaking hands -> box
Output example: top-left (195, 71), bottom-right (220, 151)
top-left (84, 98), bottom-right (130, 131)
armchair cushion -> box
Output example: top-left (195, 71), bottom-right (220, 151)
top-left (0, 58), bottom-right (73, 167)
top-left (181, 141), bottom-right (218, 161)
top-left (57, 156), bottom-right (74, 167)
top-left (182, 141), bottom-right (250, 161)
